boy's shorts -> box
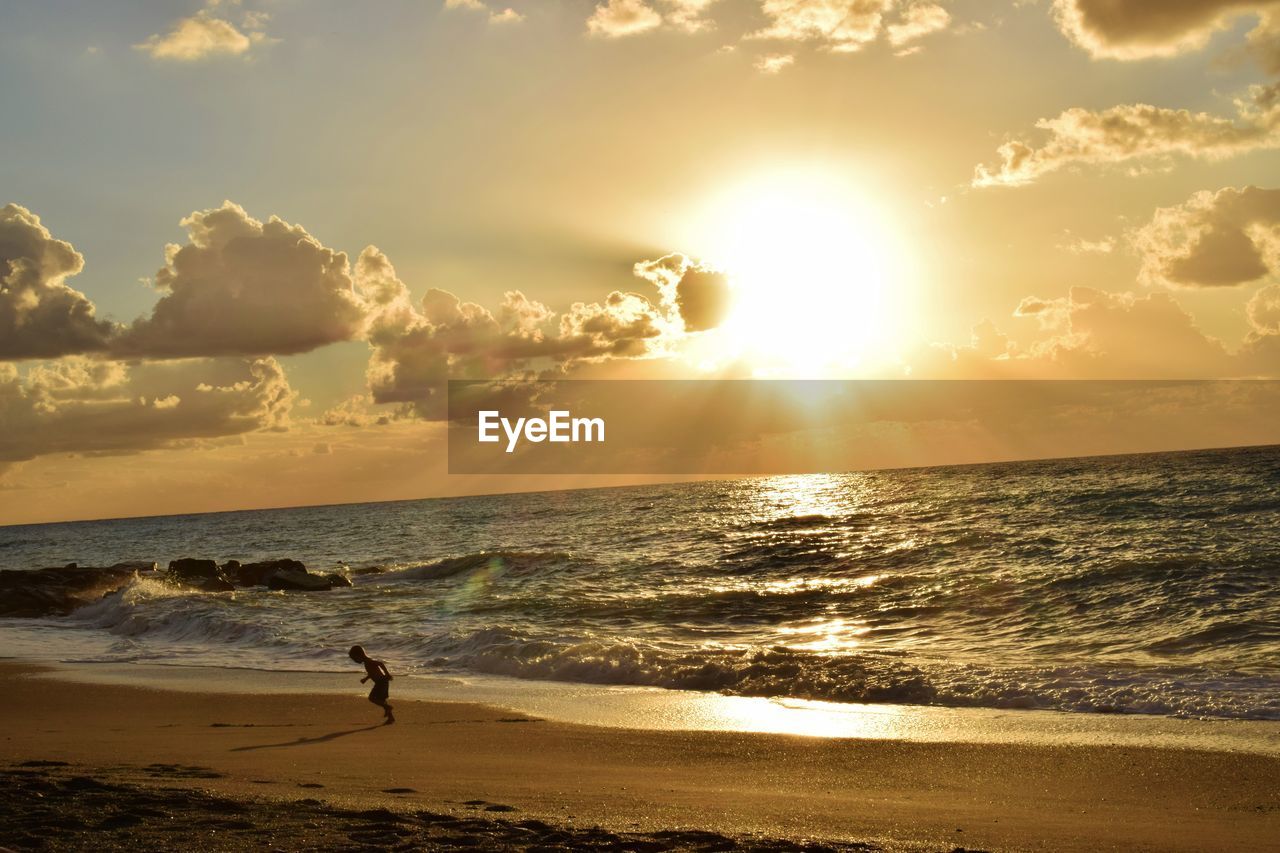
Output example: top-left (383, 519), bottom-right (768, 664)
top-left (369, 680), bottom-right (390, 703)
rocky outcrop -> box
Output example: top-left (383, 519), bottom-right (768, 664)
top-left (266, 568), bottom-right (332, 592)
top-left (0, 557), bottom-right (348, 617)
top-left (110, 561), bottom-right (159, 573)
top-left (0, 564), bottom-right (156, 618)
top-left (229, 559), bottom-right (307, 588)
top-left (166, 558), bottom-right (235, 592)
top-left (320, 572), bottom-right (353, 589)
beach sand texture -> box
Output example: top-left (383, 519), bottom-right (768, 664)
top-left (2, 664), bottom-right (1278, 851)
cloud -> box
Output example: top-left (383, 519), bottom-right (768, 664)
top-left (358, 248), bottom-right (680, 418)
top-left (745, 0), bottom-right (952, 55)
top-left (587, 0), bottom-right (664, 37)
top-left (586, 0), bottom-right (719, 37)
top-left (489, 8), bottom-right (525, 24)
top-left (1249, 283), bottom-right (1280, 333)
top-left (444, 0), bottom-right (525, 25)
top-left (664, 0), bottom-right (720, 32)
top-left (586, 0), bottom-right (950, 56)
top-left (1051, 0), bottom-right (1280, 67)
top-left (0, 204), bottom-right (116, 361)
top-left (917, 283), bottom-right (1280, 379)
top-left (750, 0), bottom-right (894, 52)
top-left (1249, 11), bottom-right (1280, 73)
top-left (632, 253), bottom-right (732, 331)
top-left (1134, 185), bottom-right (1280, 288)
top-left (1058, 233), bottom-right (1116, 254)
top-left (754, 52), bottom-right (796, 73)
top-left (135, 4), bottom-right (272, 61)
top-left (113, 202), bottom-right (367, 359)
top-left (558, 291), bottom-right (667, 356)
top-left (887, 2), bottom-right (951, 51)
top-left (1026, 286), bottom-right (1237, 376)
top-left (0, 357), bottom-right (293, 463)
top-left (320, 394), bottom-right (396, 427)
top-left (973, 84), bottom-right (1280, 187)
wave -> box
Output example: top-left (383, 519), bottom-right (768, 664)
top-left (13, 573), bottom-right (1280, 721)
top-left (428, 628), bottom-right (1280, 721)
top-left (381, 551), bottom-right (593, 582)
top-left (70, 576), bottom-right (286, 649)
top-left (5, 445), bottom-right (1280, 723)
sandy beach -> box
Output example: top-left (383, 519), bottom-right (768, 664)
top-left (2, 662), bottom-right (1278, 851)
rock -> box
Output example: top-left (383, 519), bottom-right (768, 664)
top-left (266, 568), bottom-right (332, 592)
top-left (0, 565), bottom-right (144, 617)
top-left (233, 559), bottom-right (306, 587)
top-left (168, 558), bottom-right (221, 580)
top-left (320, 572), bottom-right (352, 588)
top-left (109, 561), bottom-right (158, 573)
top-left (166, 558), bottom-right (234, 592)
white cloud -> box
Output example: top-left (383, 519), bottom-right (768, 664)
top-left (974, 84), bottom-right (1280, 187)
top-left (444, 0), bottom-right (525, 25)
top-left (887, 2), bottom-right (951, 50)
top-left (135, 4), bottom-right (272, 62)
top-left (587, 0), bottom-right (664, 37)
top-left (750, 0), bottom-right (894, 53)
top-left (754, 52), bottom-right (796, 73)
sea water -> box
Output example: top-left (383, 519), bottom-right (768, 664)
top-left (2, 445), bottom-right (1279, 721)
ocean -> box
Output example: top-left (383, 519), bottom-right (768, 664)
top-left (3, 444), bottom-right (1279, 721)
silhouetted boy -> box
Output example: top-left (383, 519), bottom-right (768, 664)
top-left (349, 645), bottom-right (395, 724)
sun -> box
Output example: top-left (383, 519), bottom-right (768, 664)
top-left (692, 168), bottom-right (907, 375)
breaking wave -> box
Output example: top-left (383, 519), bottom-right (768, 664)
top-left (3, 444), bottom-right (1280, 721)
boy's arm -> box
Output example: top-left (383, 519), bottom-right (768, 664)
top-left (378, 660), bottom-right (393, 680)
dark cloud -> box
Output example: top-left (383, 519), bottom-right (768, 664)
top-left (1134, 185), bottom-right (1280, 288)
top-left (359, 248), bottom-right (671, 418)
top-left (0, 357), bottom-right (293, 462)
top-left (113, 202), bottom-right (366, 359)
top-left (632, 253), bottom-right (731, 332)
top-left (0, 204), bottom-right (116, 361)
top-left (1052, 0), bottom-right (1280, 67)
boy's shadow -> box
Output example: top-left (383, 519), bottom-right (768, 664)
top-left (230, 723), bottom-right (385, 752)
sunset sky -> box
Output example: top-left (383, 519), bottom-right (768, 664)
top-left (3, 0), bottom-right (1280, 523)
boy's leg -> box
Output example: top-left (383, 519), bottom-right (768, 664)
top-left (370, 684), bottom-right (394, 722)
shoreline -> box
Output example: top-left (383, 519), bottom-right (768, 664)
top-left (4, 661), bottom-right (1280, 851)
top-left (19, 657), bottom-right (1280, 756)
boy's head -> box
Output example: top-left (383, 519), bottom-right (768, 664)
top-left (348, 645), bottom-right (367, 662)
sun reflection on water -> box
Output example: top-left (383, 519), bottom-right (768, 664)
top-left (679, 694), bottom-right (913, 739)
top-left (778, 617), bottom-right (870, 652)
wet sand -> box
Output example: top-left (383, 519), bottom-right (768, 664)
top-left (2, 662), bottom-right (1279, 851)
